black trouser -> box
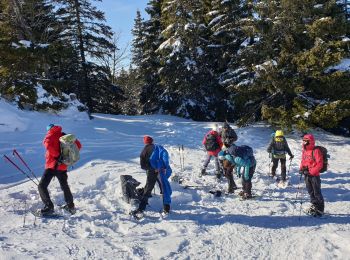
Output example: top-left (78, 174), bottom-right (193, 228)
top-left (138, 169), bottom-right (159, 211)
top-left (38, 168), bottom-right (73, 208)
top-left (271, 158), bottom-right (287, 181)
top-left (242, 165), bottom-right (255, 196)
top-left (305, 175), bottom-right (324, 212)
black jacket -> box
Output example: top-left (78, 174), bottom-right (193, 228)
top-left (267, 137), bottom-right (292, 157)
top-left (140, 144), bottom-right (155, 170)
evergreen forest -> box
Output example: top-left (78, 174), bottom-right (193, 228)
top-left (1, 0), bottom-right (349, 135)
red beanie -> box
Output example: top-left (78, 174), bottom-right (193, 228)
top-left (143, 135), bottom-right (153, 144)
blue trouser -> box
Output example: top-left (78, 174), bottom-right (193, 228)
top-left (305, 175), bottom-right (324, 212)
top-left (138, 169), bottom-right (172, 211)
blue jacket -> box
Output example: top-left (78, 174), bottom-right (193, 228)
top-left (149, 145), bottom-right (172, 205)
top-left (219, 150), bottom-right (256, 180)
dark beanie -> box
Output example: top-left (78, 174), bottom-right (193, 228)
top-left (223, 122), bottom-right (230, 129)
top-left (143, 135), bottom-right (153, 144)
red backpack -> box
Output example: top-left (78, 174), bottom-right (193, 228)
top-left (312, 146), bottom-right (329, 173)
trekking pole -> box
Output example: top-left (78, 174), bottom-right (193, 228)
top-left (13, 149), bottom-right (40, 183)
top-left (3, 155), bottom-right (39, 186)
top-left (286, 157), bottom-right (293, 180)
top-left (268, 153), bottom-right (272, 177)
top-left (181, 145), bottom-right (185, 171)
top-left (178, 146), bottom-right (182, 172)
top-left (298, 175), bottom-right (306, 221)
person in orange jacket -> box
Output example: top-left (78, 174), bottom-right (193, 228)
top-left (38, 124), bottom-right (82, 215)
top-left (299, 134), bottom-right (324, 216)
top-left (200, 128), bottom-right (223, 179)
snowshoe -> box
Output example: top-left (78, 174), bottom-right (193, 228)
top-left (130, 210), bottom-right (144, 220)
top-left (61, 204), bottom-right (77, 215)
top-left (31, 209), bottom-right (62, 218)
top-left (277, 180), bottom-right (288, 189)
top-left (209, 190), bottom-right (222, 197)
top-left (159, 210), bottom-right (170, 219)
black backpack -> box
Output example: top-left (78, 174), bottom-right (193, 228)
top-left (312, 146), bottom-right (329, 173)
top-left (205, 133), bottom-right (220, 151)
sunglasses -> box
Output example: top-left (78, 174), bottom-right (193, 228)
top-left (303, 140), bottom-right (309, 143)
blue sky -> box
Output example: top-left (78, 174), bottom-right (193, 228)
top-left (94, 0), bottom-right (149, 68)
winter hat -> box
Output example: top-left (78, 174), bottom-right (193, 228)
top-left (223, 122), bottom-right (230, 129)
top-left (46, 124), bottom-right (54, 131)
top-left (275, 130), bottom-right (284, 137)
top-left (143, 135), bottom-right (153, 144)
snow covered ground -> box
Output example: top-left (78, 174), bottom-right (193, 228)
top-left (0, 98), bottom-right (350, 260)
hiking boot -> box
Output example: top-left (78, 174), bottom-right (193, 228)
top-left (215, 173), bottom-right (222, 180)
top-left (130, 209), bottom-right (144, 220)
top-left (242, 193), bottom-right (252, 200)
top-left (62, 203), bottom-right (76, 215)
top-left (227, 187), bottom-right (235, 194)
top-left (163, 204), bottom-right (170, 213)
top-left (40, 205), bottom-right (54, 215)
top-left (307, 205), bottom-right (323, 217)
top-left (200, 168), bottom-right (206, 177)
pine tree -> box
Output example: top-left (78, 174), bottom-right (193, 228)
top-left (138, 0), bottom-right (163, 113)
top-left (131, 10), bottom-right (145, 68)
top-left (240, 0), bottom-right (350, 131)
top-left (55, 0), bottom-right (115, 115)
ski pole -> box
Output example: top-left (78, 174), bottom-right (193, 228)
top-left (181, 145), bottom-right (185, 171)
top-left (286, 157), bottom-right (293, 180)
top-left (268, 153), bottom-right (272, 177)
top-left (298, 175), bottom-right (306, 221)
top-left (178, 146), bottom-right (182, 171)
top-left (13, 149), bottom-right (39, 183)
top-left (3, 155), bottom-right (39, 186)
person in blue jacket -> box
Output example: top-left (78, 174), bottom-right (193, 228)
top-left (219, 144), bottom-right (256, 199)
top-left (131, 135), bottom-right (172, 219)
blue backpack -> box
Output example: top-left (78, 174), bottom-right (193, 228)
top-left (230, 145), bottom-right (254, 160)
top-left (149, 145), bottom-right (172, 178)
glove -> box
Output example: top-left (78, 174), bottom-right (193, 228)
top-left (290, 155), bottom-right (294, 160)
top-left (303, 169), bottom-right (310, 176)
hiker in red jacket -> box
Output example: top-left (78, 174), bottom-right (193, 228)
top-left (299, 134), bottom-right (324, 216)
top-left (38, 124), bottom-right (82, 215)
top-left (200, 128), bottom-right (223, 179)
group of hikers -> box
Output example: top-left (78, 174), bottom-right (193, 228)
top-left (199, 123), bottom-right (325, 217)
top-left (39, 122), bottom-right (325, 219)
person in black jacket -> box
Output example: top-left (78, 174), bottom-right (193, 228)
top-left (267, 130), bottom-right (294, 182)
top-left (220, 122), bottom-right (238, 148)
top-left (131, 135), bottom-right (170, 219)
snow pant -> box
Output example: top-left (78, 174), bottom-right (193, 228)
top-left (241, 164), bottom-right (255, 196)
top-left (138, 169), bottom-right (171, 212)
top-left (202, 154), bottom-right (221, 173)
top-left (271, 157), bottom-right (287, 181)
top-left (222, 160), bottom-right (237, 193)
top-left (305, 175), bottom-right (324, 212)
top-left (38, 168), bottom-right (73, 209)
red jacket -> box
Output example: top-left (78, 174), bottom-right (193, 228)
top-left (299, 134), bottom-right (323, 177)
top-left (43, 126), bottom-right (82, 171)
top-left (202, 130), bottom-right (223, 156)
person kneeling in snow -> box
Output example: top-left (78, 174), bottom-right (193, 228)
top-left (219, 144), bottom-right (256, 199)
top-left (131, 135), bottom-right (172, 219)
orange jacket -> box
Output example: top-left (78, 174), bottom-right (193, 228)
top-left (299, 134), bottom-right (323, 176)
top-left (43, 126), bottom-right (82, 171)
